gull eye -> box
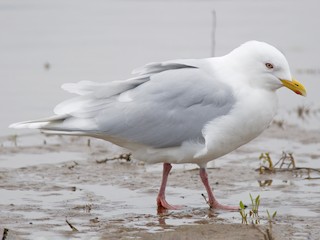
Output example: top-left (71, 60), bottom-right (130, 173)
top-left (265, 63), bottom-right (274, 69)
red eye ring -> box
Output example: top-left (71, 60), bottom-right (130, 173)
top-left (265, 63), bottom-right (274, 69)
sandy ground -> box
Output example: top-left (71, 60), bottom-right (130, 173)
top-left (0, 123), bottom-right (320, 240)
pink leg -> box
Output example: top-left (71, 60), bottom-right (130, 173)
top-left (200, 168), bottom-right (239, 211)
top-left (157, 163), bottom-right (183, 210)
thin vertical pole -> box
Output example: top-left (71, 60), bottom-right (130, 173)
top-left (211, 10), bottom-right (217, 57)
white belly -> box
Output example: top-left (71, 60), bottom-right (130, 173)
top-left (129, 89), bottom-right (278, 167)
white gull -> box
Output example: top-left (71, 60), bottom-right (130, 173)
top-left (10, 41), bottom-right (306, 210)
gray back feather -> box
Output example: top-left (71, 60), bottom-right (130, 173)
top-left (48, 60), bottom-right (236, 148)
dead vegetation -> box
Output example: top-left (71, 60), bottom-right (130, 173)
top-left (258, 152), bottom-right (320, 179)
top-left (96, 153), bottom-right (132, 164)
top-left (66, 219), bottom-right (79, 232)
top-left (239, 194), bottom-right (277, 240)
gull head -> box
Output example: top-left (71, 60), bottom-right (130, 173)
top-left (228, 41), bottom-right (306, 96)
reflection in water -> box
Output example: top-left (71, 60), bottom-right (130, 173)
top-left (157, 207), bottom-right (218, 226)
top-left (258, 180), bottom-right (273, 187)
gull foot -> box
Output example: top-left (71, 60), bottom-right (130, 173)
top-left (157, 197), bottom-right (184, 210)
top-left (202, 193), bottom-right (240, 211)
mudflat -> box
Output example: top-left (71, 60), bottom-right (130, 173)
top-left (1, 124), bottom-right (319, 239)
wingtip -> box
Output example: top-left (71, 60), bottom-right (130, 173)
top-left (9, 122), bottom-right (22, 129)
top-left (9, 121), bottom-right (49, 129)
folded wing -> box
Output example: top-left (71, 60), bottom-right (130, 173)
top-left (11, 59), bottom-right (236, 148)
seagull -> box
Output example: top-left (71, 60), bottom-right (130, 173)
top-left (10, 41), bottom-right (306, 211)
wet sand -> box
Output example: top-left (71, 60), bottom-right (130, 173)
top-left (1, 123), bottom-right (320, 239)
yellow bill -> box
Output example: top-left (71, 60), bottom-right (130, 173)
top-left (280, 79), bottom-right (307, 96)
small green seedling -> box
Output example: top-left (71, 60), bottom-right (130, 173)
top-left (266, 209), bottom-right (277, 240)
top-left (239, 200), bottom-right (248, 224)
top-left (240, 194), bottom-right (278, 240)
top-left (239, 194), bottom-right (277, 226)
top-left (249, 194), bottom-right (260, 224)
top-left (239, 194), bottom-right (261, 225)
top-left (259, 153), bottom-right (274, 173)
top-left (266, 209), bottom-right (277, 223)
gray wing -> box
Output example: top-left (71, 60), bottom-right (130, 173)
top-left (94, 67), bottom-right (235, 148)
top-left (21, 59), bottom-right (236, 148)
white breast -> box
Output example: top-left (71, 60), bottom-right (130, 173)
top-left (195, 88), bottom-right (278, 165)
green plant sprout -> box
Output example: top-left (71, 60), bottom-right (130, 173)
top-left (239, 194), bottom-right (276, 226)
top-left (266, 209), bottom-right (277, 223)
top-left (249, 193), bottom-right (260, 224)
top-left (266, 209), bottom-right (277, 240)
top-left (239, 194), bottom-right (260, 225)
top-left (259, 153), bottom-right (274, 173)
top-left (239, 200), bottom-right (248, 224)
top-left (239, 197), bottom-right (278, 240)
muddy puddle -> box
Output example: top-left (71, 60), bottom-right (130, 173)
top-left (0, 124), bottom-right (320, 239)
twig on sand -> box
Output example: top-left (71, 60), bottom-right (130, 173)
top-left (66, 219), bottom-right (79, 232)
top-left (96, 153), bottom-right (132, 164)
top-left (2, 228), bottom-right (9, 240)
top-left (273, 152), bottom-right (296, 169)
top-left (201, 193), bottom-right (210, 207)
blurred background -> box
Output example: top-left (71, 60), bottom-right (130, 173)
top-left (1, 0), bottom-right (319, 136)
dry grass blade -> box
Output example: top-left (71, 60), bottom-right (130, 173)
top-left (66, 220), bottom-right (79, 232)
top-left (201, 193), bottom-right (210, 207)
top-left (274, 151), bottom-right (296, 169)
top-left (96, 153), bottom-right (132, 164)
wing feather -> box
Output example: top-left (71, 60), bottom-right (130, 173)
top-left (94, 66), bottom-right (235, 148)
top-left (11, 59), bottom-right (236, 149)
